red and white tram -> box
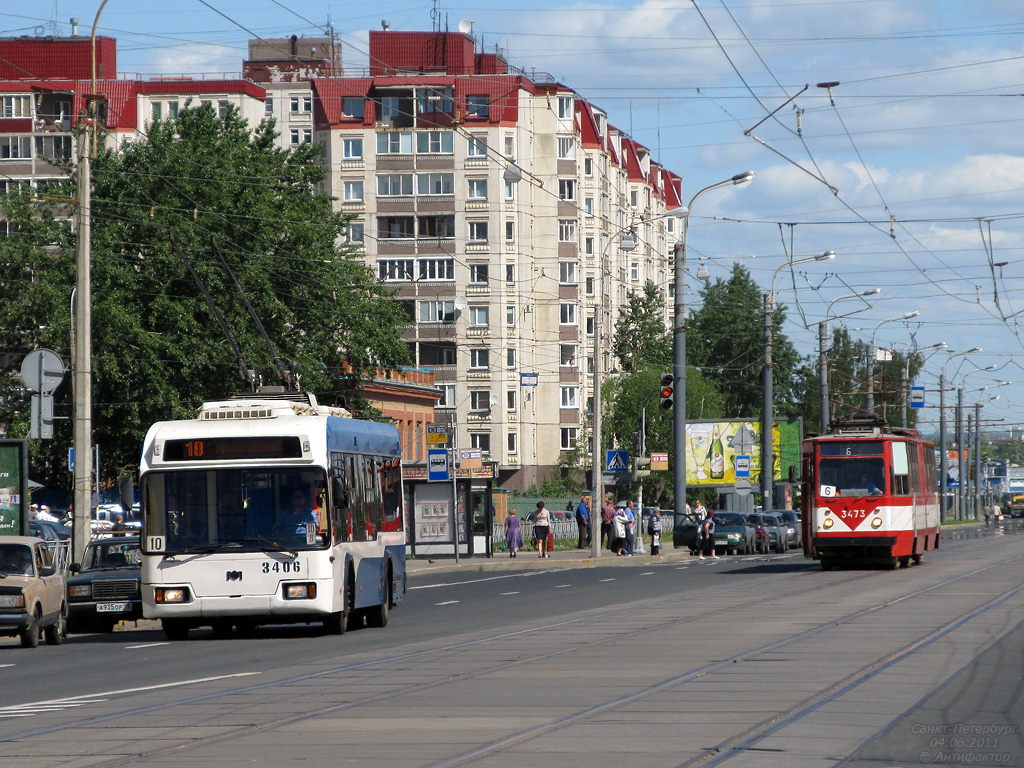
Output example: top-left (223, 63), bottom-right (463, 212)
top-left (801, 420), bottom-right (940, 570)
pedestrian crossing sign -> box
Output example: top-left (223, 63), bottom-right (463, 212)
top-left (606, 450), bottom-right (629, 472)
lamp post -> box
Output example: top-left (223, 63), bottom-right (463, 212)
top-left (762, 251), bottom-right (834, 508)
top-left (866, 311), bottom-right (919, 414)
top-left (674, 171), bottom-right (754, 524)
top-left (817, 288), bottom-right (879, 433)
top-left (938, 348), bottom-right (981, 522)
top-left (970, 383), bottom-right (1009, 519)
top-left (956, 364), bottom-right (996, 519)
top-left (591, 206), bottom-right (685, 557)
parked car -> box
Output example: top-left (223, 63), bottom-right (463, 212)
top-left (672, 513), bottom-right (700, 551)
top-left (28, 520), bottom-right (61, 546)
top-left (0, 535), bottom-right (67, 647)
top-left (674, 512), bottom-right (754, 555)
top-left (776, 510), bottom-right (802, 549)
top-left (32, 518), bottom-right (70, 541)
top-left (761, 512), bottom-right (793, 553)
top-left (67, 535), bottom-right (143, 634)
top-left (744, 513), bottom-right (771, 554)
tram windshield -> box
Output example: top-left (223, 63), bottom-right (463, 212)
top-left (141, 468), bottom-right (328, 554)
top-left (817, 454), bottom-right (887, 498)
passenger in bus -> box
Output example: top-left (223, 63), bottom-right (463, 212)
top-left (273, 489), bottom-right (319, 542)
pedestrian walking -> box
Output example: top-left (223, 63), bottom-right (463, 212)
top-left (576, 494), bottom-right (591, 548)
top-left (623, 500), bottom-right (636, 555)
top-left (698, 509), bottom-right (717, 559)
top-left (649, 507), bottom-right (662, 556)
top-left (601, 496), bottom-right (615, 549)
top-left (694, 500), bottom-right (707, 521)
top-left (534, 501), bottom-right (551, 558)
top-left (611, 507), bottom-right (630, 556)
top-left (504, 509), bottom-right (523, 557)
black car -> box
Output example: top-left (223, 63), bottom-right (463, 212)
top-left (67, 536), bottom-right (142, 633)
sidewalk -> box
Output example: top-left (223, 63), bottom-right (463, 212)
top-left (405, 543), bottom-right (691, 576)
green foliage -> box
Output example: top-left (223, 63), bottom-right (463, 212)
top-left (0, 103), bottom-right (409, 487)
top-left (611, 283), bottom-right (672, 372)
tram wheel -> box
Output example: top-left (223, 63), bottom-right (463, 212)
top-left (820, 559), bottom-right (834, 572)
top-left (912, 553), bottom-right (922, 565)
top-left (898, 556), bottom-right (911, 569)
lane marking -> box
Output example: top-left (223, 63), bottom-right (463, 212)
top-left (555, 584), bottom-right (572, 589)
top-left (599, 578), bottom-right (616, 583)
top-left (640, 572), bottom-right (655, 576)
top-left (499, 591), bottom-right (520, 596)
top-left (126, 642), bottom-right (171, 650)
top-left (435, 600), bottom-right (459, 606)
top-left (410, 571), bottom-right (556, 590)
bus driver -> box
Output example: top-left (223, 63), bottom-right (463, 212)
top-left (273, 489), bottom-right (319, 542)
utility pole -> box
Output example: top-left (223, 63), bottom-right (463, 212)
top-left (72, 125), bottom-right (92, 565)
top-left (761, 291), bottom-right (774, 509)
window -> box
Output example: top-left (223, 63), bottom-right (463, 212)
top-left (377, 174), bottom-right (413, 196)
top-left (418, 258), bottom-right (454, 280)
top-left (585, 237), bottom-right (594, 257)
top-left (560, 386), bottom-right (579, 409)
top-left (470, 349), bottom-right (490, 369)
top-left (35, 135), bottom-right (71, 161)
top-left (560, 344), bottom-right (578, 367)
top-left (377, 131), bottom-right (412, 154)
top-left (630, 189), bottom-right (639, 208)
top-left (419, 300), bottom-right (456, 323)
top-left (467, 134), bottom-right (487, 157)
top-left (437, 384), bottom-right (456, 408)
top-left (290, 95), bottom-right (312, 114)
top-left (416, 130), bottom-right (454, 154)
top-left (507, 390), bottom-right (517, 412)
top-left (585, 277), bottom-right (595, 296)
top-left (504, 179), bottom-right (515, 200)
top-left (470, 264), bottom-right (489, 284)
top-left (557, 136), bottom-right (575, 160)
top-left (558, 179), bottom-right (577, 201)
top-left (343, 181), bottom-right (364, 202)
top-left (167, 101), bottom-right (179, 119)
top-left (505, 221), bottom-right (515, 242)
top-left (667, 218), bottom-right (676, 234)
top-left (151, 102), bottom-right (162, 121)
top-left (0, 137), bottom-right (31, 160)
top-left (467, 94), bottom-right (489, 118)
top-left (418, 215), bottom-right (456, 238)
top-left (584, 157), bottom-right (593, 176)
top-left (506, 306), bottom-right (516, 327)
top-left (218, 100), bottom-right (229, 119)
top-left (436, 347), bottom-right (456, 365)
top-left (378, 216), bottom-right (415, 239)
top-left (265, 97), bottom-right (274, 116)
top-left (378, 95), bottom-right (402, 123)
top-left (557, 96), bottom-right (573, 119)
top-left (1, 95), bottom-right (31, 118)
top-left (559, 262), bottom-right (577, 284)
top-left (470, 390), bottom-right (491, 411)
top-left (469, 306), bottom-right (489, 327)
top-left (507, 348), bottom-right (516, 368)
top-left (377, 259), bottom-right (414, 281)
top-left (560, 303), bottom-right (577, 325)
top-left (417, 88), bottom-right (453, 115)
top-left (471, 433), bottom-right (491, 453)
top-left (585, 197), bottom-right (594, 216)
top-left (290, 128), bottom-right (312, 145)
top-left (417, 172), bottom-right (454, 195)
top-left (586, 315), bottom-right (595, 336)
top-left (503, 135), bottom-right (515, 159)
top-left (347, 222), bottom-right (364, 243)
top-left (561, 427), bottom-right (579, 450)
top-left (468, 178), bottom-right (488, 200)
top-left (558, 220), bottom-right (576, 242)
top-left (342, 97), bottom-right (364, 118)
top-left (631, 262), bottom-right (639, 281)
top-left (505, 265), bottom-right (516, 284)
top-left (343, 137), bottom-right (363, 159)
top-left (469, 221), bottom-right (489, 242)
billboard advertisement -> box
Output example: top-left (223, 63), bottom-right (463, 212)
top-left (685, 420), bottom-right (801, 487)
top-left (0, 440), bottom-right (29, 535)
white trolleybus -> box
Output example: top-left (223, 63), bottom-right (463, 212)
top-left (139, 393), bottom-right (405, 640)
top-left (801, 419), bottom-right (940, 570)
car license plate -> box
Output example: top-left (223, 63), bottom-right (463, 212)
top-left (714, 538), bottom-right (727, 545)
top-left (97, 602), bottom-right (129, 613)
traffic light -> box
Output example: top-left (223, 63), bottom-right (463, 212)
top-left (632, 456), bottom-right (651, 481)
top-left (659, 372), bottom-right (674, 410)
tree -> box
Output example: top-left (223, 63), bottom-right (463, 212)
top-left (611, 283), bottom-right (671, 373)
top-left (0, 103), bottom-right (409, 486)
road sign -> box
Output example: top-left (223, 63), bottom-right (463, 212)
top-left (651, 452), bottom-right (669, 470)
top-left (910, 386), bottom-right (925, 409)
top-left (20, 348), bottom-right (65, 394)
top-left (459, 448), bottom-right (482, 468)
top-left (735, 455), bottom-right (751, 478)
top-left (427, 449), bottom-right (449, 482)
top-left (735, 479), bottom-right (752, 497)
top-left (29, 394), bottom-right (54, 439)
top-left (606, 450), bottom-right (629, 472)
top-left (520, 372), bottom-right (539, 387)
top-left (427, 424), bottom-right (449, 444)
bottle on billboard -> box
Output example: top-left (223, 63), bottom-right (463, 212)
top-left (710, 426), bottom-right (725, 480)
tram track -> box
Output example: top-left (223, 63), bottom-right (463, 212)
top-left (3, 543), bottom-right (1019, 767)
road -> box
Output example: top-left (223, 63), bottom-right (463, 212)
top-left (1, 523), bottom-right (1023, 768)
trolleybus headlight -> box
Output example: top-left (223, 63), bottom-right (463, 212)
top-left (155, 587), bottom-right (191, 604)
top-left (823, 518), bottom-right (834, 529)
top-left (871, 517), bottom-right (883, 528)
top-left (283, 583), bottom-right (317, 600)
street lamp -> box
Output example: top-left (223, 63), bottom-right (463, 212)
top-left (762, 251), bottom-right (835, 508)
top-left (971, 383), bottom-right (1009, 519)
top-left (866, 311), bottom-right (920, 414)
top-left (591, 207), bottom-right (685, 557)
top-left (816, 288), bottom-right (880, 433)
top-left (938, 348), bottom-right (981, 522)
top-left (673, 171), bottom-right (754, 524)
top-left (957, 365), bottom-right (997, 519)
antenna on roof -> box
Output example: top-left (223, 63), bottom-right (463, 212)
top-left (458, 19), bottom-right (473, 35)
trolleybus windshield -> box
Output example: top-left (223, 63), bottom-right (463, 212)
top-left (816, 441), bottom-right (886, 498)
top-left (141, 468), bottom-right (328, 554)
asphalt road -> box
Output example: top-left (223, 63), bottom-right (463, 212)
top-left (1, 521), bottom-right (1022, 768)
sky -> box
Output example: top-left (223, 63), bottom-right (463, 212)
top-left (11, 0), bottom-right (1024, 438)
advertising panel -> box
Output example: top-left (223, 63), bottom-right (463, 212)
top-left (685, 420), bottom-right (801, 486)
top-left (0, 440), bottom-right (29, 535)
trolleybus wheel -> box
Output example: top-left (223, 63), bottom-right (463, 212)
top-left (211, 620), bottom-right (233, 638)
top-left (366, 567), bottom-right (391, 629)
top-left (162, 619), bottom-right (190, 641)
top-left (236, 620), bottom-right (258, 638)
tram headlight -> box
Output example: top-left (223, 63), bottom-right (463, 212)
top-left (823, 518), bottom-right (834, 529)
top-left (871, 516), bottom-right (883, 528)
top-left (283, 582), bottom-right (317, 600)
top-left (155, 587), bottom-right (191, 604)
